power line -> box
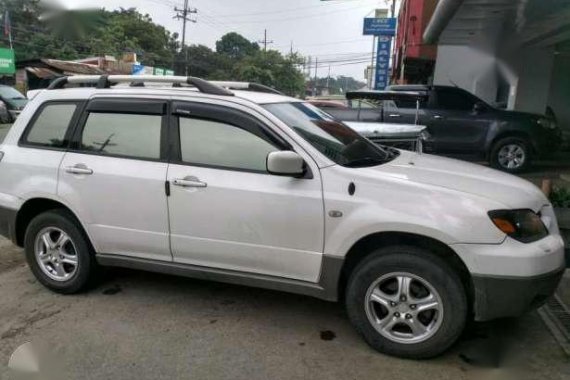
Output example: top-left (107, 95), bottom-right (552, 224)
top-left (210, 0), bottom-right (375, 18)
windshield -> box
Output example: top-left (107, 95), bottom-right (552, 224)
top-left (263, 102), bottom-right (398, 167)
top-left (0, 86), bottom-right (27, 108)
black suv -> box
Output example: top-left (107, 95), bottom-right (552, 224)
top-left (387, 85), bottom-right (563, 172)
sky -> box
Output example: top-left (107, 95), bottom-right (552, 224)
top-left (55, 0), bottom-right (399, 81)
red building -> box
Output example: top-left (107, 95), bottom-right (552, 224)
top-left (392, 0), bottom-right (438, 84)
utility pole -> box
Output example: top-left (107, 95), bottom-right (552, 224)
top-left (258, 29), bottom-right (274, 52)
top-left (312, 57), bottom-right (318, 97)
top-left (174, 0), bottom-right (197, 75)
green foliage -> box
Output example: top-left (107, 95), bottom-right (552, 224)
top-left (215, 32), bottom-right (259, 60)
top-left (0, 1), bottom-right (178, 67)
top-left (550, 187), bottom-right (570, 208)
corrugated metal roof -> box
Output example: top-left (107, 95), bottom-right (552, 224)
top-left (42, 59), bottom-right (106, 75)
top-left (25, 67), bottom-right (60, 79)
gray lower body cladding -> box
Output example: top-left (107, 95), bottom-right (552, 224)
top-left (472, 266), bottom-right (565, 321)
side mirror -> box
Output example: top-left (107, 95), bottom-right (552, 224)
top-left (267, 151), bottom-right (305, 177)
top-left (473, 102), bottom-right (486, 113)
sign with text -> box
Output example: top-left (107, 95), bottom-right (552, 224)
top-left (0, 48), bottom-right (15, 75)
top-left (363, 17), bottom-right (396, 36)
top-left (374, 36), bottom-right (392, 90)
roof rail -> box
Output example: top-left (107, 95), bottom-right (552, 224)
top-left (210, 81), bottom-right (284, 95)
top-left (47, 75), bottom-right (235, 96)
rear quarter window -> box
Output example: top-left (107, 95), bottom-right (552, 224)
top-left (22, 103), bottom-right (78, 148)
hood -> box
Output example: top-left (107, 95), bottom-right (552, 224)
top-left (362, 150), bottom-right (548, 211)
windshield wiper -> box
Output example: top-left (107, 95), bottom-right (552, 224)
top-left (344, 157), bottom-right (386, 168)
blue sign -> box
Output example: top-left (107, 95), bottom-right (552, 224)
top-left (363, 17), bottom-right (396, 36)
top-left (132, 64), bottom-right (145, 75)
top-left (375, 36), bottom-right (392, 90)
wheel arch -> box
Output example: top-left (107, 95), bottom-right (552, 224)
top-left (337, 231), bottom-right (473, 311)
top-left (15, 197), bottom-right (94, 251)
top-left (487, 130), bottom-right (534, 158)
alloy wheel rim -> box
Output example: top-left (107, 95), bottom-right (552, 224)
top-left (34, 227), bottom-right (78, 282)
top-left (364, 272), bottom-right (444, 344)
top-left (498, 144), bottom-right (526, 169)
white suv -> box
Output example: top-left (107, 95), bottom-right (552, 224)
top-left (0, 76), bottom-right (565, 358)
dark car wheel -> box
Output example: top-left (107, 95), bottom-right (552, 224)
top-left (345, 246), bottom-right (467, 359)
top-left (490, 137), bottom-right (531, 173)
top-left (24, 209), bottom-right (97, 294)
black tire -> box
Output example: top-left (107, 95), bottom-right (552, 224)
top-left (345, 246), bottom-right (467, 359)
top-left (489, 137), bottom-right (531, 173)
top-left (24, 209), bottom-right (97, 294)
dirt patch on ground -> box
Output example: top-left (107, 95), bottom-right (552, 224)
top-left (0, 237), bottom-right (26, 274)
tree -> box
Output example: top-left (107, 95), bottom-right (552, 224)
top-left (215, 32), bottom-right (259, 60)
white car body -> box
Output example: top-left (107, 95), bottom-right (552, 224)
top-left (0, 80), bottom-right (565, 327)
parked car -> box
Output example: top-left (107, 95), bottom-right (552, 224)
top-left (0, 76), bottom-right (565, 359)
top-left (313, 91), bottom-right (429, 152)
top-left (0, 85), bottom-right (28, 123)
top-left (317, 85), bottom-right (562, 173)
top-left (387, 85), bottom-right (562, 173)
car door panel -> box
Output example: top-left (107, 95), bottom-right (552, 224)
top-left (167, 102), bottom-right (325, 282)
top-left (427, 88), bottom-right (491, 155)
top-left (58, 99), bottom-right (171, 261)
top-left (168, 165), bottom-right (324, 281)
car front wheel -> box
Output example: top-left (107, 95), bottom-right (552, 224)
top-left (345, 246), bottom-right (467, 359)
top-left (490, 137), bottom-right (531, 173)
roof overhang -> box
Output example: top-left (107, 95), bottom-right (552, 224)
top-left (423, 0), bottom-right (570, 50)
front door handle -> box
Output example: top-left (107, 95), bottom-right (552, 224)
top-left (388, 114), bottom-right (402, 118)
top-left (173, 176), bottom-right (207, 188)
top-left (65, 164), bottom-right (93, 175)
top-left (433, 114), bottom-right (444, 120)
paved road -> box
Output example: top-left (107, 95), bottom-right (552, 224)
top-left (1, 238), bottom-right (569, 379)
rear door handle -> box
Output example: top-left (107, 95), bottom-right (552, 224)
top-left (388, 114), bottom-right (401, 118)
top-left (433, 115), bottom-right (444, 120)
top-left (173, 176), bottom-right (207, 188)
top-left (65, 164), bottom-right (93, 175)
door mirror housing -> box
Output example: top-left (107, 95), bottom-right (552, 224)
top-left (473, 102), bottom-right (487, 113)
top-left (267, 151), bottom-right (305, 177)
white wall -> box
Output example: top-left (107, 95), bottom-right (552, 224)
top-left (433, 45), bottom-right (498, 104)
top-left (434, 44), bottom-right (557, 116)
top-left (504, 46), bottom-right (555, 115)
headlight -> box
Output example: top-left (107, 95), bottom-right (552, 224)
top-left (537, 117), bottom-right (556, 130)
top-left (488, 209), bottom-right (548, 243)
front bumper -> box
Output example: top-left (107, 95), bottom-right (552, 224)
top-left (472, 266), bottom-right (565, 321)
top-left (452, 232), bottom-right (566, 321)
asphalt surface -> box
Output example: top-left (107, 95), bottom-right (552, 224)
top-left (0, 238), bottom-right (569, 379)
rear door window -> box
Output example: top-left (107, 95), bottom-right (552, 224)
top-left (22, 103), bottom-right (79, 148)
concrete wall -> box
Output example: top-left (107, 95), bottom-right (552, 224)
top-left (434, 44), bottom-right (557, 116)
top-left (433, 45), bottom-right (498, 104)
top-left (547, 54), bottom-right (570, 131)
top-left (504, 46), bottom-right (555, 115)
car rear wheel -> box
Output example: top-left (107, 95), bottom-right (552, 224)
top-left (24, 209), bottom-right (97, 294)
top-left (490, 137), bottom-right (531, 173)
top-left (345, 246), bottom-right (467, 359)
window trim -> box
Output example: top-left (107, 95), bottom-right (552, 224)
top-left (69, 98), bottom-right (169, 163)
top-left (18, 100), bottom-right (86, 152)
top-left (170, 102), bottom-right (294, 175)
